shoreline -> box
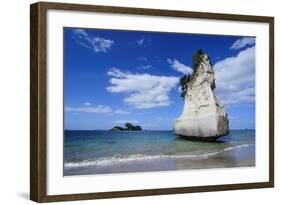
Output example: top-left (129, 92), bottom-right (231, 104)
top-left (64, 144), bottom-right (255, 176)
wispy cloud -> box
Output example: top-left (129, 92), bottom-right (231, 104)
top-left (136, 37), bottom-right (151, 46)
top-left (137, 64), bottom-right (153, 70)
top-left (114, 109), bottom-right (130, 115)
top-left (214, 46), bottom-right (255, 106)
top-left (113, 120), bottom-right (140, 124)
top-left (167, 59), bottom-right (193, 75)
top-left (83, 102), bottom-right (91, 106)
top-left (107, 68), bottom-right (178, 109)
top-left (138, 56), bottom-right (148, 61)
top-left (65, 103), bottom-right (130, 115)
top-left (72, 29), bottom-right (114, 53)
top-left (230, 37), bottom-right (255, 50)
top-left (137, 37), bottom-right (145, 46)
top-left (65, 105), bottom-right (112, 113)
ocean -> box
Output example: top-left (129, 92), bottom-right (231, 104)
top-left (64, 130), bottom-right (255, 176)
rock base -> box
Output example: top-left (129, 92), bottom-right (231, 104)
top-left (174, 110), bottom-right (229, 139)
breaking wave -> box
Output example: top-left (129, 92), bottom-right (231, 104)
top-left (64, 144), bottom-right (250, 168)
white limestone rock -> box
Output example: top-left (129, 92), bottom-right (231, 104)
top-left (173, 50), bottom-right (229, 139)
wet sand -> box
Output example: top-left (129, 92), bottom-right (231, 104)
top-left (64, 144), bottom-right (255, 176)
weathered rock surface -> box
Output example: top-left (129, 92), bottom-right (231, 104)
top-left (173, 49), bottom-right (229, 139)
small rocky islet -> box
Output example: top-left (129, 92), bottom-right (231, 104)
top-left (110, 123), bottom-right (142, 131)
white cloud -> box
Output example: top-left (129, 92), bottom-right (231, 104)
top-left (107, 68), bottom-right (129, 78)
top-left (107, 68), bottom-right (178, 109)
top-left (114, 109), bottom-right (130, 115)
top-left (72, 29), bottom-right (114, 52)
top-left (113, 120), bottom-right (140, 124)
top-left (73, 28), bottom-right (88, 36)
top-left (167, 59), bottom-right (193, 75)
top-left (65, 104), bottom-right (130, 115)
top-left (65, 105), bottom-right (112, 113)
top-left (84, 102), bottom-right (91, 106)
top-left (214, 46), bottom-right (255, 106)
top-left (230, 37), bottom-right (255, 50)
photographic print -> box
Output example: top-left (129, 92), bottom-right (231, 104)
top-left (30, 2), bottom-right (274, 202)
top-left (63, 28), bottom-right (256, 176)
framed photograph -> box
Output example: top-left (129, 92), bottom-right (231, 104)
top-left (30, 1), bottom-right (274, 202)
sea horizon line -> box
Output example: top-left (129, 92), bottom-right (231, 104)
top-left (64, 128), bottom-right (256, 132)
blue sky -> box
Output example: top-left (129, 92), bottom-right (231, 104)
top-left (64, 27), bottom-right (255, 130)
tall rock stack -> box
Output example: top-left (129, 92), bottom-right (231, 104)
top-left (173, 49), bottom-right (229, 140)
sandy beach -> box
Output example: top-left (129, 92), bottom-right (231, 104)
top-left (64, 143), bottom-right (255, 176)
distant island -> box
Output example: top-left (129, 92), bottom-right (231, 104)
top-left (110, 123), bottom-right (142, 131)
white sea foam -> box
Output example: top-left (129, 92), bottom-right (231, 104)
top-left (64, 154), bottom-right (165, 168)
top-left (223, 144), bottom-right (249, 151)
top-left (64, 144), bottom-right (250, 168)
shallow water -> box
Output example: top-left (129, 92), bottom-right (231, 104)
top-left (64, 130), bottom-right (255, 176)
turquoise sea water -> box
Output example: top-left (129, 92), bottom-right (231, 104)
top-left (63, 130), bottom-right (255, 176)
